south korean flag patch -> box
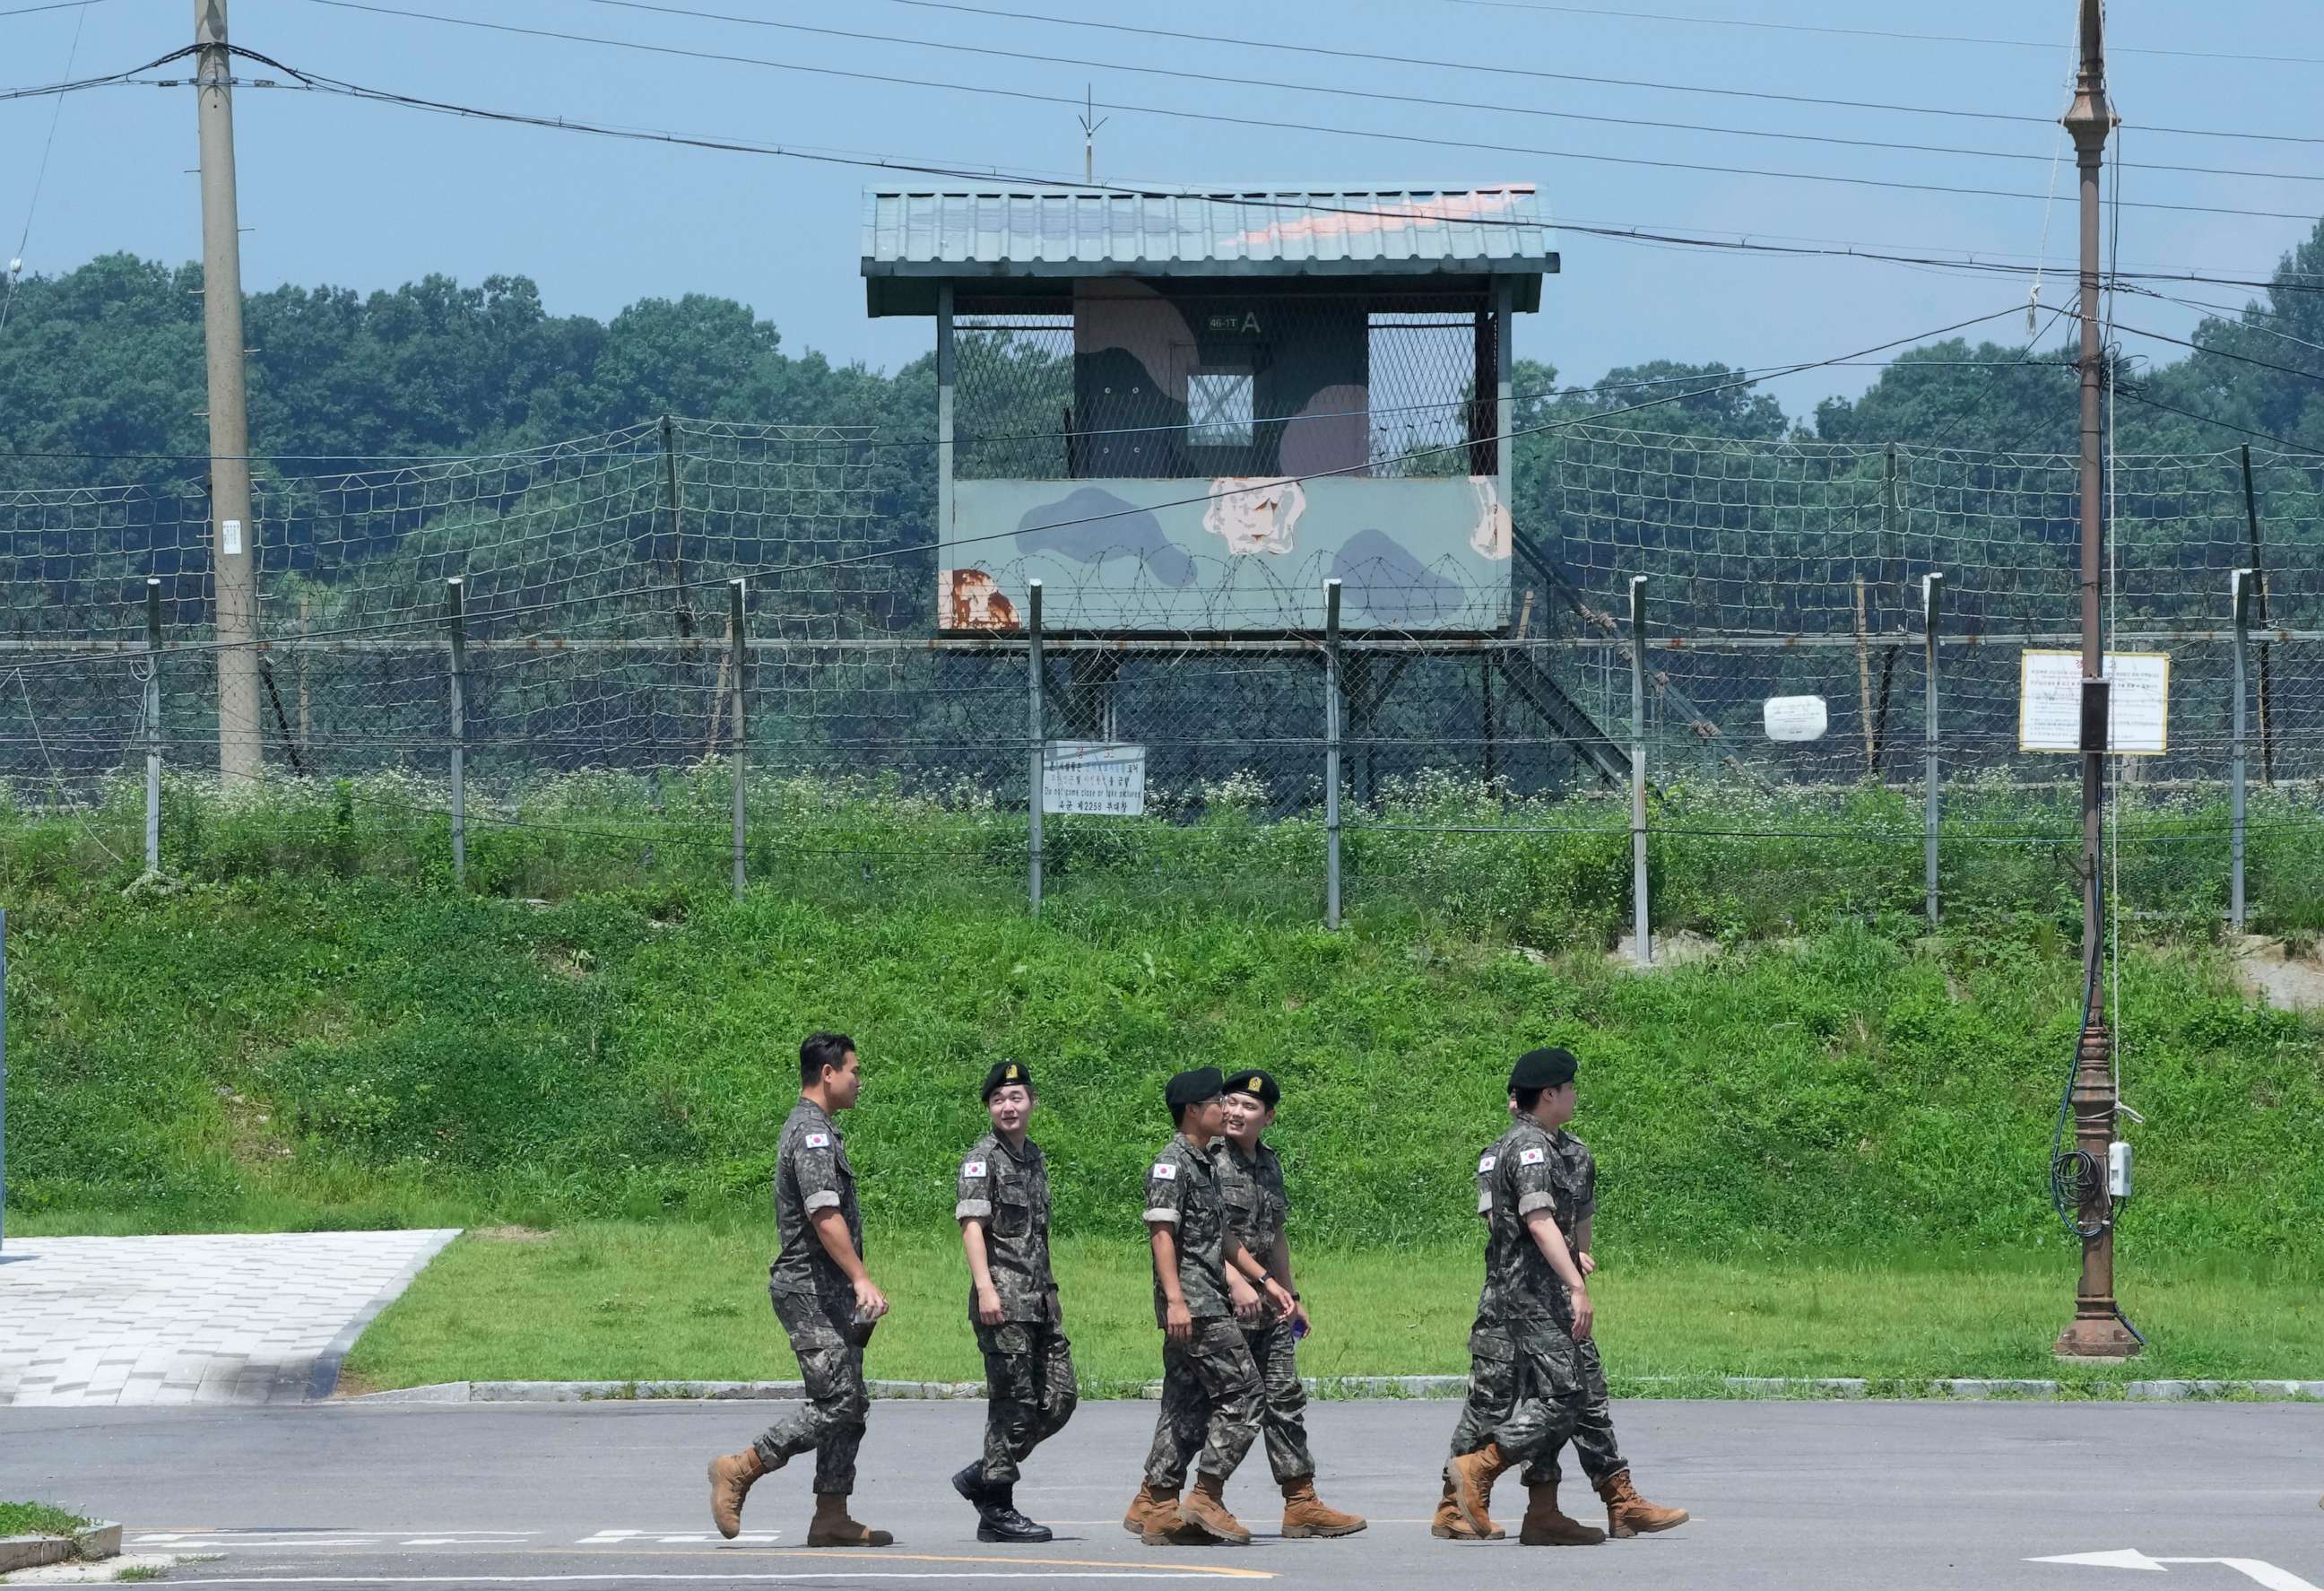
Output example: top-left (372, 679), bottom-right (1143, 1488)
top-left (962, 1159), bottom-right (988, 1178)
top-left (804, 1132), bottom-right (830, 1149)
top-left (1150, 1161), bottom-right (1178, 1181)
top-left (1478, 1152), bottom-right (1498, 1173)
top-left (1519, 1146), bottom-right (1547, 1166)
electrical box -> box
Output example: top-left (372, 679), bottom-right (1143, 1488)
top-left (2108, 1141), bottom-right (2133, 1199)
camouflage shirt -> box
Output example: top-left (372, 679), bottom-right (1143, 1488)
top-left (1216, 1138), bottom-right (1288, 1261)
top-left (1144, 1135), bottom-right (1233, 1326)
top-left (1473, 1117), bottom-right (1566, 1326)
top-left (956, 1130), bottom-right (1059, 1324)
top-left (767, 1100), bottom-right (863, 1302)
top-left (1548, 1128), bottom-right (1598, 1250)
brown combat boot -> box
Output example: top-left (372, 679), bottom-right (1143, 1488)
top-left (1430, 1471), bottom-right (1502, 1540)
top-left (1279, 1477), bottom-right (1366, 1539)
top-left (706, 1448), bottom-right (768, 1539)
top-left (805, 1493), bottom-right (894, 1548)
top-left (1138, 1486), bottom-right (1210, 1547)
top-left (1519, 1481), bottom-right (1608, 1546)
top-left (1176, 1471), bottom-right (1253, 1545)
top-left (1597, 1470), bottom-right (1689, 1538)
top-left (1123, 1482), bottom-right (1158, 1534)
top-left (1445, 1442), bottom-right (1513, 1540)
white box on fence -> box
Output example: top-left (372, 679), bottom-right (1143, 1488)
top-left (1041, 742), bottom-right (1147, 817)
top-left (1764, 695), bottom-right (1829, 743)
top-left (2019, 649), bottom-right (2170, 755)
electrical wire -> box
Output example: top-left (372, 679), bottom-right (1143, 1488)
top-left (559, 0), bottom-right (2324, 187)
top-left (2111, 320), bottom-right (2324, 387)
top-left (282, 1), bottom-right (2324, 223)
top-left (0, 0), bottom-right (87, 336)
top-left (1435, 0), bottom-right (2324, 67)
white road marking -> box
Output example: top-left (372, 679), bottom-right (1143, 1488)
top-left (2032, 1551), bottom-right (2322, 1591)
top-left (170, 1576), bottom-right (1270, 1585)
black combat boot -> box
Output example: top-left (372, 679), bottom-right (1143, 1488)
top-left (977, 1485), bottom-right (1055, 1544)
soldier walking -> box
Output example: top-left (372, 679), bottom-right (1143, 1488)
top-left (1125, 1067), bottom-right (1285, 1546)
top-left (1438, 1048), bottom-right (1687, 1545)
top-left (950, 1060), bottom-right (1077, 1543)
top-left (707, 1031), bottom-right (894, 1549)
top-left (1208, 1069), bottom-right (1366, 1538)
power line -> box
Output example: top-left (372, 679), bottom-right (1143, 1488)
top-left (2112, 385), bottom-right (2311, 452)
top-left (0, 0), bottom-right (110, 18)
top-left (277, 3), bottom-right (2324, 224)
top-left (0, 0), bottom-right (87, 336)
top-left (842, 0), bottom-right (2324, 147)
top-left (1435, 0), bottom-right (2324, 68)
top-left (2113, 320), bottom-right (2324, 388)
top-left (561, 0), bottom-right (2324, 187)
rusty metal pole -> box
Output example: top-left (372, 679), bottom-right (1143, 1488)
top-left (1922, 572), bottom-right (1943, 927)
top-left (195, 0), bottom-right (261, 784)
top-left (2055, 0), bottom-right (2138, 1360)
top-left (1323, 579), bottom-right (1343, 931)
top-left (145, 579), bottom-right (164, 877)
top-left (728, 578), bottom-right (747, 902)
top-left (1628, 575), bottom-right (1650, 966)
top-left (446, 578), bottom-right (467, 890)
top-left (2231, 569), bottom-right (2252, 934)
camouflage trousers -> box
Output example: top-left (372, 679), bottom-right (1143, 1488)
top-left (1444, 1313), bottom-right (1599, 1482)
top-left (1145, 1316), bottom-right (1314, 1485)
top-left (1141, 1317), bottom-right (1263, 1489)
top-left (973, 1319), bottom-right (1080, 1486)
top-left (753, 1291), bottom-right (872, 1495)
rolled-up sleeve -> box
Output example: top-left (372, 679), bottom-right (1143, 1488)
top-left (957, 1155), bottom-right (993, 1222)
top-left (1513, 1146), bottom-right (1558, 1218)
top-left (1144, 1159), bottom-right (1185, 1226)
top-left (793, 1140), bottom-right (844, 1213)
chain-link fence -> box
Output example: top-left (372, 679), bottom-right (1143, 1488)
top-left (4, 419), bottom-right (2320, 935)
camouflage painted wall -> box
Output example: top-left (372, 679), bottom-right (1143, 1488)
top-left (941, 474), bottom-right (1514, 633)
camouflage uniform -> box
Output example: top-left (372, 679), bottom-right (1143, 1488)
top-left (753, 1100), bottom-right (872, 1495)
top-left (1141, 1135), bottom-right (1262, 1489)
top-left (1216, 1138), bottom-right (1313, 1483)
top-left (1444, 1118), bottom-right (1584, 1474)
top-left (957, 1130), bottom-right (1078, 1486)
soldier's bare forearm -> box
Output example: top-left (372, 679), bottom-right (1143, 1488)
top-left (1270, 1234), bottom-right (1296, 1296)
top-left (960, 1218), bottom-right (998, 1296)
top-left (1149, 1224), bottom-right (1186, 1307)
top-left (810, 1208), bottom-right (871, 1285)
top-left (1523, 1208), bottom-right (1589, 1294)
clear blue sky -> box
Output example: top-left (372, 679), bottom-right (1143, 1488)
top-left (4, 0), bottom-right (2318, 422)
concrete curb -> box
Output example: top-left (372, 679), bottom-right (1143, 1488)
top-left (307, 1228), bottom-right (462, 1402)
top-left (349, 1375), bottom-right (2324, 1404)
top-left (0, 1523), bottom-right (123, 1574)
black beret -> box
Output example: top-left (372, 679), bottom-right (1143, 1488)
top-left (983, 1059), bottom-right (1033, 1100)
top-left (1510, 1047), bottom-right (1578, 1091)
top-left (1166, 1066), bottom-right (1225, 1108)
top-left (1223, 1069), bottom-right (1280, 1108)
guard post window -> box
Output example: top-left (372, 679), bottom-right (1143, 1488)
top-left (1186, 369), bottom-right (1255, 448)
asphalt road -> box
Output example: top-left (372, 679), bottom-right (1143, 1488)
top-left (3, 1399), bottom-right (2319, 1590)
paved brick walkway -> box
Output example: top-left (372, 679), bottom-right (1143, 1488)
top-left (0, 1230), bottom-right (458, 1406)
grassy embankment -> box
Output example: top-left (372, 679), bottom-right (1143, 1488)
top-left (4, 776), bottom-right (2320, 1388)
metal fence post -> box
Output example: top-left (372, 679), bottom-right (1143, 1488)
top-left (445, 578), bottom-right (467, 889)
top-left (1628, 575), bottom-right (1651, 966)
top-left (1027, 579), bottom-right (1045, 916)
top-left (144, 578), bottom-right (162, 877)
top-left (1323, 579), bottom-right (1343, 931)
top-left (1923, 571), bottom-right (1944, 927)
top-left (2231, 567), bottom-right (2252, 933)
top-left (1, 905), bottom-right (8, 1254)
top-left (729, 578), bottom-right (748, 901)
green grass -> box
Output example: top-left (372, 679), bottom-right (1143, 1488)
top-left (0, 1502), bottom-right (94, 1539)
top-left (342, 1226), bottom-right (2324, 1394)
top-left (113, 1566), bottom-right (167, 1582)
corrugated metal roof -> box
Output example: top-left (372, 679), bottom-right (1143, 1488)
top-left (861, 187), bottom-right (1556, 315)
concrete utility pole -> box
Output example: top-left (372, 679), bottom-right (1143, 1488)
top-left (195, 0), bottom-right (262, 783)
top-left (2055, 0), bottom-right (2138, 1361)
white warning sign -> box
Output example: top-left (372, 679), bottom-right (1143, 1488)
top-left (1041, 741), bottom-right (1147, 816)
top-left (1763, 695), bottom-right (1829, 743)
top-left (2019, 650), bottom-right (2170, 755)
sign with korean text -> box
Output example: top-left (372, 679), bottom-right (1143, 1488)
top-left (2019, 650), bottom-right (2170, 755)
top-left (1041, 742), bottom-right (1148, 816)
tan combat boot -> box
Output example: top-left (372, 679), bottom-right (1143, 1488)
top-left (1519, 1481), bottom-right (1608, 1546)
top-left (706, 1448), bottom-right (768, 1539)
top-left (1597, 1470), bottom-right (1689, 1538)
top-left (1123, 1482), bottom-right (1158, 1534)
top-left (805, 1493), bottom-right (894, 1548)
top-left (1138, 1486), bottom-right (1210, 1547)
top-left (1279, 1477), bottom-right (1366, 1538)
top-left (1431, 1471), bottom-right (1502, 1540)
top-left (1176, 1472), bottom-right (1253, 1545)
top-left (1445, 1442), bottom-right (1513, 1540)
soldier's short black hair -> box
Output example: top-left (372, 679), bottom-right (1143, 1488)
top-left (1512, 1085), bottom-right (1546, 1114)
top-left (801, 1030), bottom-right (856, 1087)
